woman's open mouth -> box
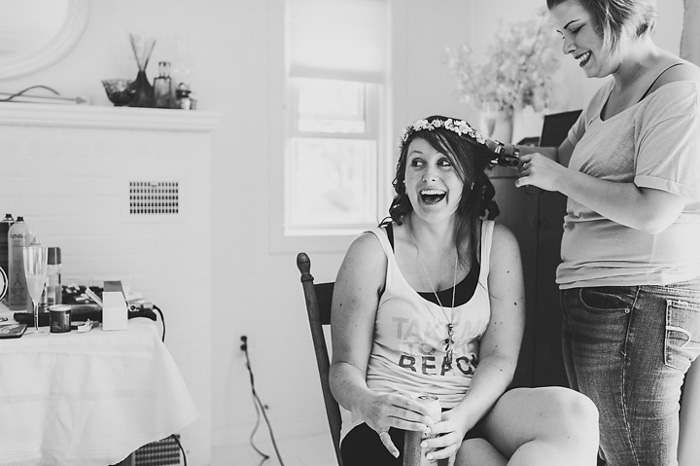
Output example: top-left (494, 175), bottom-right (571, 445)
top-left (420, 189), bottom-right (446, 205)
top-left (575, 51), bottom-right (592, 68)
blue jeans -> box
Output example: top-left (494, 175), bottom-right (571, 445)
top-left (561, 278), bottom-right (700, 466)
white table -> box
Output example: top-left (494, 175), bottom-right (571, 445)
top-left (0, 306), bottom-right (198, 466)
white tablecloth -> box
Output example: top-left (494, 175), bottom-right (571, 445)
top-left (0, 308), bottom-right (198, 466)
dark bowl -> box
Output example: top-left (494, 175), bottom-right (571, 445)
top-left (101, 79), bottom-right (135, 106)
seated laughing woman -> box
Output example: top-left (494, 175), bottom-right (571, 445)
top-left (329, 115), bottom-right (600, 466)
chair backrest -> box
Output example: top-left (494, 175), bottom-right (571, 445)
top-left (296, 252), bottom-right (343, 466)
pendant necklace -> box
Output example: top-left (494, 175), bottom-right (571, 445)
top-left (411, 233), bottom-right (459, 368)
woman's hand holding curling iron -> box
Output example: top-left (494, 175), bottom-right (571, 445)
top-left (515, 152), bottom-right (565, 192)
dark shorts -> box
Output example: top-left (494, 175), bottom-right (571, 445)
top-left (341, 420), bottom-right (487, 466)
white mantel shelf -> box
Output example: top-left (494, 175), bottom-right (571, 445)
top-left (0, 102), bottom-right (220, 132)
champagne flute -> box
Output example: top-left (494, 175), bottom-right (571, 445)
top-left (23, 238), bottom-right (48, 334)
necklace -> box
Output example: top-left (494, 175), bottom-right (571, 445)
top-left (411, 234), bottom-right (459, 369)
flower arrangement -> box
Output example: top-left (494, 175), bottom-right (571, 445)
top-left (446, 8), bottom-right (561, 116)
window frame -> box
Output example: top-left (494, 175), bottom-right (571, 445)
top-left (269, 76), bottom-right (391, 254)
top-left (285, 77), bottom-right (381, 236)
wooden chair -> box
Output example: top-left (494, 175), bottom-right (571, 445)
top-left (296, 252), bottom-right (343, 466)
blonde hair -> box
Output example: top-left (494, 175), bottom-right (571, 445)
top-left (547, 0), bottom-right (657, 52)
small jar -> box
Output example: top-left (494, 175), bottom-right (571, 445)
top-left (153, 61), bottom-right (175, 108)
top-left (49, 304), bottom-right (71, 333)
top-left (176, 83), bottom-right (192, 110)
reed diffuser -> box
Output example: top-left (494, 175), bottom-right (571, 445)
top-left (129, 33), bottom-right (156, 107)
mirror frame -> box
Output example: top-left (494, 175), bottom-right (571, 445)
top-left (0, 0), bottom-right (89, 81)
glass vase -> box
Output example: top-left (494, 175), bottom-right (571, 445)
top-left (130, 70), bottom-right (154, 108)
top-left (491, 112), bottom-right (514, 143)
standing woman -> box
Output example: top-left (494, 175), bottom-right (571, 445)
top-left (330, 115), bottom-right (599, 465)
top-left (493, 1), bottom-right (700, 464)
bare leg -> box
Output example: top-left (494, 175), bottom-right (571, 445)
top-left (482, 387), bottom-right (599, 466)
top-left (679, 361), bottom-right (700, 466)
top-left (455, 438), bottom-right (507, 466)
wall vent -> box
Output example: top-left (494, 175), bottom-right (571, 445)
top-left (133, 434), bottom-right (181, 465)
top-left (129, 181), bottom-right (179, 215)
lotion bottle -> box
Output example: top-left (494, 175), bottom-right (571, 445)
top-left (43, 247), bottom-right (62, 311)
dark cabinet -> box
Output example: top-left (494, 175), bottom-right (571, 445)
top-left (489, 110), bottom-right (582, 388)
top-left (490, 169), bottom-right (569, 388)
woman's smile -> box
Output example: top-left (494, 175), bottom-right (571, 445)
top-left (576, 50), bottom-right (592, 68)
top-left (419, 188), bottom-right (447, 205)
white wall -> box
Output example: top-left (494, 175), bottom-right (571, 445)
top-left (0, 1), bottom-right (685, 464)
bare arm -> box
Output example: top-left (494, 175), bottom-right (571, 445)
top-left (451, 224), bottom-right (525, 425)
top-left (329, 233), bottom-right (383, 413)
top-left (329, 232), bottom-right (435, 457)
top-left (516, 154), bottom-right (687, 234)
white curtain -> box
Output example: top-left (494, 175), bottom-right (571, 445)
top-left (287, 0), bottom-right (389, 82)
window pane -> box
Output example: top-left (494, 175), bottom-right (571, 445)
top-left (287, 138), bottom-right (377, 233)
top-left (297, 79), bottom-right (366, 133)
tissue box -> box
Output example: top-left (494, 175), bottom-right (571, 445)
top-left (102, 281), bottom-right (128, 331)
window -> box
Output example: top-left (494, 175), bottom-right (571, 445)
top-left (287, 78), bottom-right (379, 236)
top-left (273, 0), bottom-right (390, 252)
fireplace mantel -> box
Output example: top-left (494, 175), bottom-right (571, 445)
top-left (0, 102), bottom-right (220, 132)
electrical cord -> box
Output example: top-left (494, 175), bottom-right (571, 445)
top-left (240, 336), bottom-right (286, 466)
top-left (0, 85), bottom-right (58, 102)
top-left (170, 434), bottom-right (187, 466)
top-left (152, 304), bottom-right (165, 342)
top-left (249, 387), bottom-right (270, 466)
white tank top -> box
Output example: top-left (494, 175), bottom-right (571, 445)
top-left (340, 221), bottom-right (494, 442)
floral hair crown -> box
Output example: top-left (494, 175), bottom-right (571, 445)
top-left (400, 116), bottom-right (519, 168)
top-left (400, 117), bottom-right (487, 146)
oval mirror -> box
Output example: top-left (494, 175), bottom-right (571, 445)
top-left (0, 0), bottom-right (89, 80)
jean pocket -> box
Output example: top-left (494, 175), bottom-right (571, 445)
top-left (665, 299), bottom-right (700, 371)
top-left (578, 287), bottom-right (633, 314)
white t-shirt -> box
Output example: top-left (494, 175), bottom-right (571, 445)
top-left (340, 221), bottom-right (494, 442)
top-left (557, 64), bottom-right (700, 288)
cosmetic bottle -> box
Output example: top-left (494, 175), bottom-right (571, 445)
top-left (8, 217), bottom-right (30, 310)
top-left (41, 247), bottom-right (62, 312)
top-left (154, 61), bottom-right (174, 108)
top-left (0, 213), bottom-right (13, 302)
